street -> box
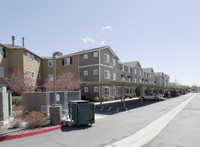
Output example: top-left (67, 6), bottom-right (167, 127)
top-left (0, 93), bottom-right (199, 147)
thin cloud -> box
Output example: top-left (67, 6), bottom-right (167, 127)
top-left (102, 25), bottom-right (112, 31)
top-left (81, 37), bottom-right (96, 43)
top-left (99, 41), bottom-right (105, 45)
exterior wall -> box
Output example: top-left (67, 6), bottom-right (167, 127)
top-left (23, 50), bottom-right (43, 86)
top-left (0, 45), bottom-right (9, 85)
top-left (100, 48), bottom-right (118, 82)
top-left (132, 66), bottom-right (142, 83)
top-left (81, 84), bottom-right (99, 100)
top-left (57, 55), bottom-right (79, 78)
top-left (22, 92), bottom-right (47, 112)
top-left (7, 49), bottom-right (24, 73)
top-left (79, 51), bottom-right (99, 66)
top-left (118, 63), bottom-right (132, 82)
top-left (79, 65), bottom-right (99, 81)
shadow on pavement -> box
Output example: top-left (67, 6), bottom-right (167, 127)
top-left (61, 124), bottom-right (92, 132)
top-left (95, 98), bottom-right (165, 115)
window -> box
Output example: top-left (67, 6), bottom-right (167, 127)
top-left (120, 65), bottom-right (125, 71)
top-left (31, 72), bottom-right (34, 78)
top-left (84, 70), bottom-right (88, 76)
top-left (127, 67), bottom-right (131, 73)
top-left (83, 54), bottom-right (88, 59)
top-left (149, 73), bottom-right (152, 78)
top-left (104, 53), bottom-right (110, 63)
top-left (38, 58), bottom-right (41, 64)
top-left (139, 70), bottom-right (142, 75)
top-left (128, 76), bottom-right (131, 82)
top-left (93, 52), bottom-right (98, 58)
top-left (27, 52), bottom-right (31, 59)
top-left (104, 70), bottom-right (110, 79)
top-left (139, 79), bottom-right (141, 83)
top-left (134, 79), bottom-right (137, 83)
top-left (38, 73), bottom-right (41, 80)
top-left (27, 70), bottom-right (31, 77)
top-left (0, 47), bottom-right (6, 57)
top-left (104, 87), bottom-right (110, 95)
top-left (62, 57), bottom-right (72, 66)
top-left (121, 75), bottom-right (125, 81)
top-left (134, 69), bottom-right (137, 74)
top-left (31, 55), bottom-right (34, 60)
top-left (94, 87), bottom-right (98, 92)
top-left (113, 73), bottom-right (116, 81)
top-left (84, 87), bottom-right (88, 93)
top-left (94, 69), bottom-right (98, 75)
top-left (113, 59), bottom-right (116, 67)
top-left (0, 67), bottom-right (4, 78)
top-left (48, 60), bottom-right (53, 67)
top-left (113, 87), bottom-right (116, 95)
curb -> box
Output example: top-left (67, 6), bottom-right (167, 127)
top-left (0, 124), bottom-right (68, 142)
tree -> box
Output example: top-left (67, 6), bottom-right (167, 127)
top-left (4, 69), bottom-right (37, 95)
top-left (43, 71), bottom-right (82, 91)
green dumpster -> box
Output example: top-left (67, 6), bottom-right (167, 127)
top-left (69, 100), bottom-right (95, 126)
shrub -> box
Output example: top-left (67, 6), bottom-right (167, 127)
top-left (114, 94), bottom-right (121, 100)
top-left (93, 97), bottom-right (99, 102)
top-left (12, 96), bottom-right (22, 106)
top-left (25, 111), bottom-right (47, 129)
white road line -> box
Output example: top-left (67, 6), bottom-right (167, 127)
top-left (106, 94), bottom-right (196, 147)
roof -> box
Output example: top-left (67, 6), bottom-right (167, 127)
top-left (123, 61), bottom-right (142, 68)
top-left (58, 46), bottom-right (119, 60)
top-left (143, 68), bottom-right (154, 73)
top-left (0, 43), bottom-right (43, 59)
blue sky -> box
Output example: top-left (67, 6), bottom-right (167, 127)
top-left (0, 0), bottom-right (200, 86)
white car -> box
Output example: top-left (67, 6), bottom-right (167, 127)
top-left (142, 94), bottom-right (163, 101)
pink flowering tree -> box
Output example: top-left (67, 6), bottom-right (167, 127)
top-left (43, 72), bottom-right (82, 91)
top-left (4, 69), bottom-right (37, 95)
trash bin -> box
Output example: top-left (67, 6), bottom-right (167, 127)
top-left (69, 100), bottom-right (95, 126)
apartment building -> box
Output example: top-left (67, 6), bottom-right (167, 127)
top-left (142, 68), bottom-right (155, 85)
top-left (123, 61), bottom-right (143, 84)
top-left (0, 37), bottom-right (172, 100)
top-left (0, 39), bottom-right (43, 87)
top-left (78, 46), bottom-right (119, 99)
top-left (155, 72), bottom-right (170, 87)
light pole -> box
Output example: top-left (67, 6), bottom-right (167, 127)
top-left (53, 51), bottom-right (63, 106)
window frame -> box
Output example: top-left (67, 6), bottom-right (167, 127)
top-left (104, 70), bottom-right (110, 79)
top-left (93, 52), bottom-right (98, 58)
top-left (48, 60), bottom-right (53, 67)
top-left (94, 69), bottom-right (98, 75)
top-left (84, 70), bottom-right (88, 76)
top-left (104, 53), bottom-right (110, 63)
top-left (83, 54), bottom-right (88, 59)
top-left (94, 86), bottom-right (98, 92)
top-left (84, 87), bottom-right (88, 93)
top-left (0, 67), bottom-right (4, 78)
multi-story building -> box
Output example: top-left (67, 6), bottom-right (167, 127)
top-left (0, 36), bottom-right (174, 101)
top-left (142, 68), bottom-right (155, 85)
top-left (0, 38), bottom-right (43, 87)
top-left (155, 72), bottom-right (170, 87)
top-left (123, 61), bottom-right (143, 84)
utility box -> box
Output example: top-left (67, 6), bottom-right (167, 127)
top-left (0, 87), bottom-right (12, 121)
top-left (69, 100), bottom-right (95, 126)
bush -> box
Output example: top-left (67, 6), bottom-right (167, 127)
top-left (25, 111), bottom-right (47, 129)
top-left (102, 95), bottom-right (114, 101)
top-left (12, 96), bottom-right (22, 106)
top-left (93, 97), bottom-right (99, 102)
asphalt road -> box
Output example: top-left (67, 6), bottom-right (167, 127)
top-left (0, 93), bottom-right (198, 147)
top-left (144, 93), bottom-right (200, 147)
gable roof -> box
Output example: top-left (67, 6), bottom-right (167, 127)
top-left (123, 61), bottom-right (142, 69)
top-left (143, 68), bottom-right (154, 73)
top-left (59, 46), bottom-right (119, 60)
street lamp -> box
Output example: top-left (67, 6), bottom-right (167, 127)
top-left (53, 51), bottom-right (63, 106)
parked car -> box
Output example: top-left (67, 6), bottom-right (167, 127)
top-left (142, 93), bottom-right (163, 101)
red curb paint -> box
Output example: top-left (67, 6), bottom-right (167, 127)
top-left (0, 124), bottom-right (68, 142)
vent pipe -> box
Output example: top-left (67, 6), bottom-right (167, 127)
top-left (11, 36), bottom-right (15, 46)
top-left (22, 37), bottom-right (25, 47)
